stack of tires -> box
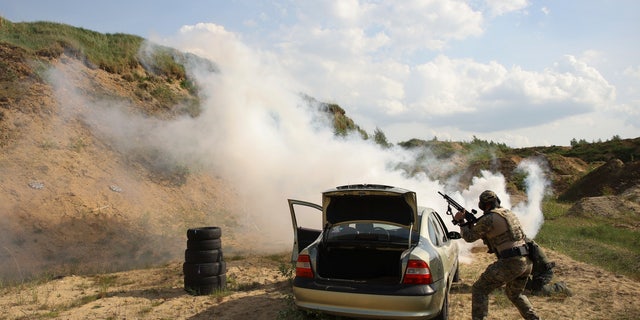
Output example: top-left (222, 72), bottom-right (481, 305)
top-left (183, 227), bottom-right (226, 295)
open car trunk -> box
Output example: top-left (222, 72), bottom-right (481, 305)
top-left (314, 187), bottom-right (419, 284)
top-left (316, 242), bottom-right (409, 284)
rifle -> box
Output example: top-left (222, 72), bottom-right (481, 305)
top-left (437, 191), bottom-right (483, 226)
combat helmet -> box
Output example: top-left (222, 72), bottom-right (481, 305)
top-left (478, 190), bottom-right (501, 208)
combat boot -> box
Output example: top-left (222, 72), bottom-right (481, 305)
top-left (552, 281), bottom-right (573, 297)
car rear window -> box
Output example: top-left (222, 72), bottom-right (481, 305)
top-left (327, 222), bottom-right (416, 243)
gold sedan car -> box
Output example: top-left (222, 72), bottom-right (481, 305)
top-left (289, 184), bottom-right (461, 319)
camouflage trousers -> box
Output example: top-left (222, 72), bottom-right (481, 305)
top-left (472, 256), bottom-right (540, 320)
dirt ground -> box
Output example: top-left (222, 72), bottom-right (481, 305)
top-left (1, 244), bottom-right (639, 320)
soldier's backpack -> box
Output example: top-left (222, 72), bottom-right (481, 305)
top-left (525, 239), bottom-right (555, 292)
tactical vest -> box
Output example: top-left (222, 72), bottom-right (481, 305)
top-left (487, 207), bottom-right (525, 247)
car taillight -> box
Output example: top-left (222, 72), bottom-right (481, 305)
top-left (403, 259), bottom-right (432, 284)
top-left (295, 254), bottom-right (314, 278)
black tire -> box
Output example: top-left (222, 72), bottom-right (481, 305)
top-left (187, 227), bottom-right (222, 241)
top-left (183, 261), bottom-right (227, 277)
top-left (185, 274), bottom-right (226, 285)
top-left (184, 274), bottom-right (227, 295)
top-left (185, 249), bottom-right (223, 263)
top-left (187, 238), bottom-right (222, 250)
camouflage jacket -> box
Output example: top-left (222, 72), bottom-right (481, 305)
top-left (460, 207), bottom-right (526, 253)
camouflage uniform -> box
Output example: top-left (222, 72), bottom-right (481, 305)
top-left (525, 239), bottom-right (555, 294)
top-left (459, 191), bottom-right (540, 320)
top-left (525, 239), bottom-right (572, 297)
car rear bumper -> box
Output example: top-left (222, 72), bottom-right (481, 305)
top-left (293, 279), bottom-right (445, 319)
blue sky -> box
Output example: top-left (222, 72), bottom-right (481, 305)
top-left (2, 0), bottom-right (639, 147)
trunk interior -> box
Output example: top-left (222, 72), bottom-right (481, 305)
top-left (317, 244), bottom-right (406, 284)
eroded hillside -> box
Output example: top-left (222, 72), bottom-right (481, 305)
top-left (0, 43), bottom-right (243, 282)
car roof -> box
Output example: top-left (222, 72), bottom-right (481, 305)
top-left (321, 184), bottom-right (418, 227)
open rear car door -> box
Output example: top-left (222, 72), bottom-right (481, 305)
top-left (288, 199), bottom-right (322, 263)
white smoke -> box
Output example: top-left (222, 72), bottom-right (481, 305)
top-left (47, 23), bottom-right (550, 258)
top-left (431, 162), bottom-right (549, 263)
top-left (166, 21), bottom-right (551, 255)
top-left (512, 158), bottom-right (550, 238)
top-left (450, 170), bottom-right (512, 263)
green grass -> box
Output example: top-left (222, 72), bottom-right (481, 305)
top-left (541, 200), bottom-right (572, 220)
top-left (0, 18), bottom-right (143, 74)
top-left (536, 200), bottom-right (640, 281)
top-left (0, 17), bottom-right (196, 89)
top-left (0, 16), bottom-right (207, 120)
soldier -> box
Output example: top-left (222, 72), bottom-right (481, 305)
top-left (524, 238), bottom-right (553, 294)
top-left (525, 238), bottom-right (572, 297)
top-left (454, 190), bottom-right (540, 320)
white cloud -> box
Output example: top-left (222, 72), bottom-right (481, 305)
top-left (484, 0), bottom-right (530, 16)
top-left (331, 0), bottom-right (365, 22)
top-left (372, 0), bottom-right (484, 50)
top-left (624, 65), bottom-right (640, 79)
top-left (620, 104), bottom-right (640, 127)
top-left (149, 0), bottom-right (636, 147)
top-left (384, 55), bottom-right (615, 120)
top-left (407, 56), bottom-right (507, 115)
top-left (579, 50), bottom-right (605, 66)
top-left (548, 55), bottom-right (616, 107)
top-left (285, 52), bottom-right (616, 146)
top-left (283, 0), bottom-right (483, 54)
top-left (418, 55), bottom-right (616, 135)
top-left (277, 42), bottom-right (617, 138)
top-left (541, 6), bottom-right (550, 15)
top-left (257, 2), bottom-right (617, 138)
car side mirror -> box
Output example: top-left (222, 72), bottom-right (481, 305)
top-left (447, 231), bottom-right (462, 239)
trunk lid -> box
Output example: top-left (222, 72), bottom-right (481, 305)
top-left (322, 184), bottom-right (418, 227)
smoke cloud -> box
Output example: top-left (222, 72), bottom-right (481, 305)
top-left (48, 23), bottom-right (550, 260)
top-left (513, 158), bottom-right (550, 238)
